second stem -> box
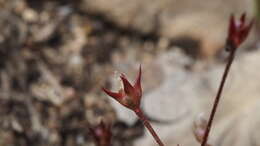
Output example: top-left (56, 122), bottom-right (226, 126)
top-left (201, 50), bottom-right (236, 146)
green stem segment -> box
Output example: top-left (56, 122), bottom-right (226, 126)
top-left (201, 50), bottom-right (236, 146)
top-left (135, 109), bottom-right (165, 146)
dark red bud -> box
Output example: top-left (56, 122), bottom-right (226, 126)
top-left (102, 65), bottom-right (143, 111)
top-left (89, 121), bottom-right (112, 146)
top-left (226, 13), bottom-right (254, 51)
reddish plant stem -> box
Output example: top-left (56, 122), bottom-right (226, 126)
top-left (135, 109), bottom-right (165, 146)
top-left (201, 49), bottom-right (236, 146)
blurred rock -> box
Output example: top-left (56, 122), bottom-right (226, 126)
top-left (81, 0), bottom-right (256, 59)
top-left (81, 0), bottom-right (253, 34)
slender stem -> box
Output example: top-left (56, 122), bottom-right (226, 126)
top-left (135, 109), bottom-right (165, 146)
top-left (201, 50), bottom-right (236, 146)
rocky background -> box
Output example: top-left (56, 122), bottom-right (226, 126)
top-left (0, 0), bottom-right (259, 146)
